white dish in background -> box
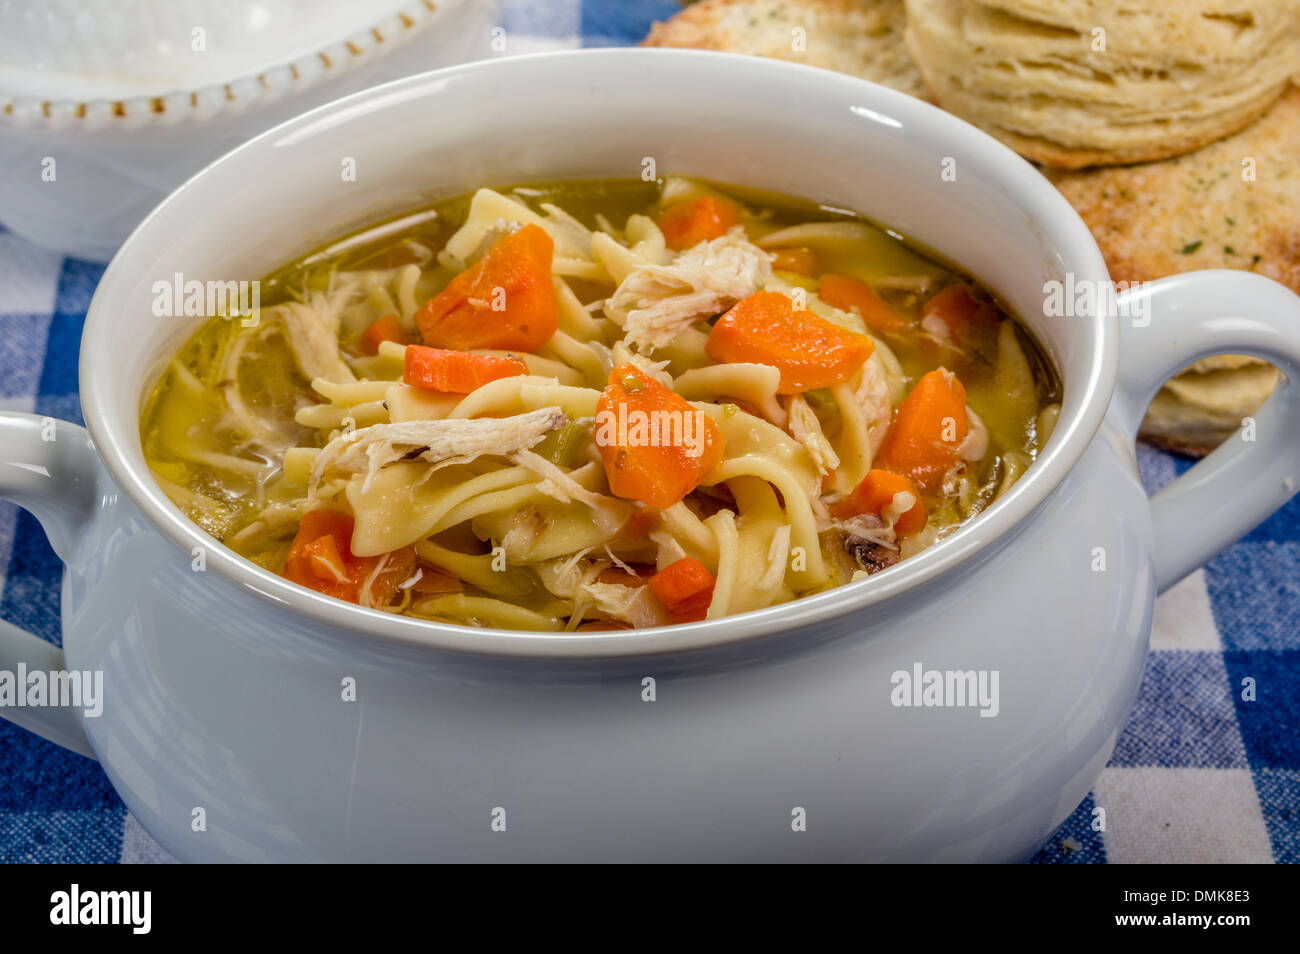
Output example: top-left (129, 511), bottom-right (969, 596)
top-left (0, 0), bottom-right (497, 261)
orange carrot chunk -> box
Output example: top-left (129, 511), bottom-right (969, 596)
top-left (874, 368), bottom-right (969, 493)
top-left (832, 469), bottom-right (927, 537)
top-left (303, 534), bottom-right (350, 583)
top-left (360, 313), bottom-right (408, 354)
top-left (771, 246), bottom-right (819, 275)
top-left (922, 284), bottom-right (995, 342)
top-left (283, 509), bottom-right (416, 606)
top-left (414, 224), bottom-right (557, 352)
top-left (705, 290), bottom-right (874, 394)
top-left (403, 344), bottom-right (528, 393)
top-left (284, 510), bottom-right (360, 601)
top-left (818, 273), bottom-right (909, 335)
top-left (647, 557), bottom-right (716, 624)
top-left (656, 195), bottom-right (743, 251)
top-left (595, 364), bottom-right (725, 509)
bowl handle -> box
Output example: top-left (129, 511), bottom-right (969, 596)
top-left (1113, 270), bottom-right (1300, 593)
top-left (0, 412), bottom-right (98, 758)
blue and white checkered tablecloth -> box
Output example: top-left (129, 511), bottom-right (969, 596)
top-left (1, 0), bottom-right (1296, 864)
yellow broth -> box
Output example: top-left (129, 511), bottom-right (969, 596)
top-left (141, 178), bottom-right (1061, 629)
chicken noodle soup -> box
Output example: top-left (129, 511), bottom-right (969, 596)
top-left (141, 178), bottom-right (1061, 631)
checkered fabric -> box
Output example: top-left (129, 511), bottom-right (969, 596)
top-left (0, 0), bottom-right (1295, 864)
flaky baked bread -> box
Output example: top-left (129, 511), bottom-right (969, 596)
top-left (904, 0), bottom-right (1300, 167)
top-left (644, 0), bottom-right (927, 98)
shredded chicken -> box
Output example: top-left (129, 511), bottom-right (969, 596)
top-left (853, 357), bottom-right (893, 458)
top-left (512, 452), bottom-right (609, 509)
top-left (309, 408), bottom-right (567, 495)
top-left (610, 227), bottom-right (772, 351)
top-left (957, 406), bottom-right (989, 461)
top-left (758, 524), bottom-right (792, 591)
top-left (785, 394), bottom-right (840, 474)
top-left (537, 546), bottom-right (599, 599)
top-left (832, 514), bottom-right (898, 551)
top-left (810, 493), bottom-right (835, 532)
top-left (306, 281), bottom-right (355, 335)
top-left (213, 332), bottom-right (296, 450)
top-left (575, 580), bottom-right (669, 629)
top-left (273, 302), bottom-right (356, 384)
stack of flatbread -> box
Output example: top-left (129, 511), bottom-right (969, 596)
top-left (644, 0), bottom-right (1300, 455)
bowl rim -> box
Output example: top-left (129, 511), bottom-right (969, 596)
top-left (81, 47), bottom-right (1117, 660)
top-left (0, 0), bottom-right (461, 127)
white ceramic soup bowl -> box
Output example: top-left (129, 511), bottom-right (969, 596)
top-left (4, 49), bottom-right (1300, 862)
